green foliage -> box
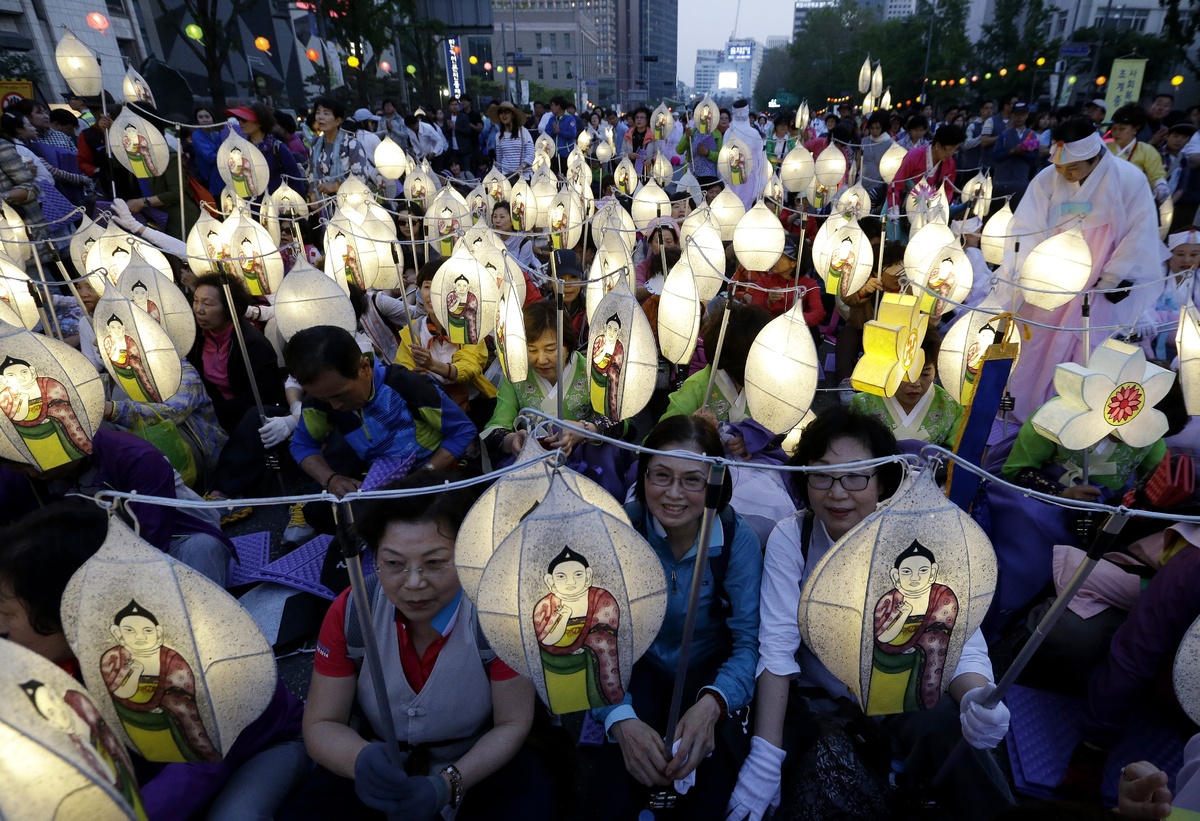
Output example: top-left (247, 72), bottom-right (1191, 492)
top-left (154, 0), bottom-right (257, 111)
top-left (753, 46), bottom-right (793, 111)
top-left (1072, 26), bottom-right (1178, 87)
top-left (0, 53), bottom-right (41, 83)
top-left (977, 0), bottom-right (1053, 67)
top-left (1160, 0), bottom-right (1200, 73)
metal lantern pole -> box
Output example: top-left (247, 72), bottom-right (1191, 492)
top-left (551, 249), bottom-right (565, 422)
top-left (702, 288), bottom-right (733, 411)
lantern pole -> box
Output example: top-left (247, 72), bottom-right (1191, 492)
top-left (701, 289), bottom-right (733, 411)
top-left (551, 250), bottom-right (565, 421)
top-left (660, 462), bottom-right (727, 794)
top-left (219, 276), bottom-right (267, 425)
top-left (177, 142), bottom-right (187, 242)
top-left (931, 508), bottom-right (1130, 787)
top-left (27, 250), bottom-right (64, 340)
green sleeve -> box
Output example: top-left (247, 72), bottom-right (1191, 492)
top-left (1137, 439), bottom-right (1168, 478)
top-left (1001, 419), bottom-right (1058, 480)
top-left (481, 375), bottom-right (520, 439)
top-left (659, 366), bottom-right (711, 422)
top-left (675, 131), bottom-right (691, 155)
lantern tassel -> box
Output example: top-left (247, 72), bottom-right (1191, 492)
top-left (930, 509), bottom-right (1131, 787)
top-left (659, 462), bottom-right (727, 803)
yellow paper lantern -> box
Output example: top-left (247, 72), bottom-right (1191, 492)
top-left (814, 143), bottom-right (847, 189)
top-left (0, 253), bottom-right (43, 330)
top-left (709, 188), bottom-right (747, 242)
top-left (613, 157), bottom-right (639, 197)
top-left (814, 217), bottom-right (873, 300)
top-left (799, 468), bottom-right (997, 715)
top-left (216, 132), bottom-right (270, 200)
top-left (630, 180), bottom-right (671, 232)
top-left (1177, 306), bottom-right (1200, 415)
top-left (658, 260), bottom-right (702, 365)
top-left (878, 142), bottom-right (908, 185)
top-left (733, 200), bottom-right (786, 272)
top-left (851, 293), bottom-right (929, 397)
top-left (718, 135), bottom-right (755, 187)
top-left (780, 143), bottom-right (815, 194)
top-left (693, 95), bottom-right (719, 134)
top-left (938, 303), bottom-right (1022, 404)
top-left (980, 201), bottom-right (1013, 266)
top-left (473, 474), bottom-right (667, 714)
top-left (111, 107), bottom-right (169, 181)
top-left (273, 258), bottom-right (357, 341)
top-left (55, 30), bottom-right (102, 97)
top-left (60, 517), bottom-right (277, 762)
top-left (744, 301), bottom-right (820, 433)
top-left (0, 638), bottom-right (143, 819)
top-left (587, 276), bottom-right (658, 420)
top-left (0, 324), bottom-right (104, 471)
top-left (94, 292), bottom-right (182, 404)
top-left (117, 257), bottom-right (196, 356)
top-left (1019, 226), bottom-right (1092, 311)
top-left (220, 212), bottom-right (283, 297)
top-left (432, 244), bottom-right (501, 344)
top-left (1031, 338), bottom-right (1175, 450)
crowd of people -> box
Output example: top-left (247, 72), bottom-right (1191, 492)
top-left (1, 79), bottom-right (1199, 821)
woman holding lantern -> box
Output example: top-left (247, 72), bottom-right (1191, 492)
top-left (726, 408), bottom-right (1012, 821)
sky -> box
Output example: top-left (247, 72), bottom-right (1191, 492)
top-left (676, 0), bottom-right (796, 86)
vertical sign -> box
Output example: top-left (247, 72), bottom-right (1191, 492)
top-left (445, 37), bottom-right (466, 98)
top-left (1104, 58), bottom-right (1147, 113)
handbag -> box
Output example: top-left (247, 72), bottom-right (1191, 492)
top-left (128, 410), bottom-right (198, 487)
top-left (184, 166), bottom-right (218, 216)
top-left (1122, 450), bottom-right (1196, 510)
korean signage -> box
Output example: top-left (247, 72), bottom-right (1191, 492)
top-left (445, 37), bottom-right (466, 99)
top-left (726, 44), bottom-right (754, 62)
top-left (1104, 58), bottom-right (1147, 114)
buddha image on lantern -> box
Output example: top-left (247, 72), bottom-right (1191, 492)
top-left (616, 165), bottom-right (631, 195)
top-left (654, 111), bottom-right (670, 141)
top-left (108, 246), bottom-right (131, 284)
top-left (697, 104), bottom-right (714, 134)
top-left (103, 314), bottom-right (160, 403)
top-left (129, 280), bottom-right (161, 323)
top-left (828, 236), bottom-right (857, 298)
top-left (728, 144), bottom-right (746, 185)
top-left (549, 203), bottom-right (568, 249)
top-left (487, 180), bottom-right (505, 203)
top-left (533, 547), bottom-right (624, 714)
top-left (82, 236), bottom-right (97, 270)
top-left (121, 124), bottom-right (158, 179)
top-left (100, 600), bottom-right (220, 763)
top-left (227, 147), bottom-right (256, 199)
top-left (331, 234), bottom-right (363, 291)
top-left (20, 679), bottom-right (145, 814)
top-left (238, 237), bottom-right (269, 296)
top-left (0, 355), bottom-right (92, 469)
top-left (1105, 382), bottom-right (1144, 425)
top-left (446, 274), bottom-right (480, 345)
top-left (127, 75), bottom-right (152, 104)
top-left (409, 177), bottom-right (427, 203)
top-left (866, 541), bottom-right (959, 716)
top-left (470, 193), bottom-right (487, 224)
top-left (928, 256), bottom-right (957, 316)
top-left (437, 208), bottom-right (459, 257)
top-left (590, 313), bottom-right (624, 420)
top-left (511, 197), bottom-right (527, 231)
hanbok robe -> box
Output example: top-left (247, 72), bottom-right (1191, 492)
top-left (849, 384), bottom-right (964, 449)
top-left (533, 587), bottom-right (624, 713)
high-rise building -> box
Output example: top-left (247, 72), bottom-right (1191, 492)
top-left (694, 48), bottom-right (723, 96)
top-left (765, 35), bottom-right (791, 50)
top-left (491, 4), bottom-right (601, 106)
top-left (613, 0), bottom-right (678, 107)
top-left (884, 0), bottom-right (917, 20)
top-left (793, 0), bottom-right (837, 36)
top-left (494, 0), bottom-right (616, 104)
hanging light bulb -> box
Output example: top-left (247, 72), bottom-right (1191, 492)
top-left (1019, 227), bottom-right (1092, 310)
top-left (733, 201), bottom-right (786, 272)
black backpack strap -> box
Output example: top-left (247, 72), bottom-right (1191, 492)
top-left (343, 574), bottom-right (383, 670)
top-left (707, 506), bottom-right (737, 620)
top-left (799, 509), bottom-right (816, 565)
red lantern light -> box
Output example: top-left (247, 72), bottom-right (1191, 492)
top-left (86, 12), bottom-right (110, 32)
top-left (484, 62), bottom-right (493, 71)
top-left (1017, 63), bottom-right (1027, 71)
top-left (379, 61), bottom-right (392, 73)
top-left (307, 48), bottom-right (320, 62)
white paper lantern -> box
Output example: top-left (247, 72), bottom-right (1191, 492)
top-left (427, 188), bottom-right (471, 258)
top-left (0, 202), bottom-right (28, 266)
top-left (814, 217), bottom-right (874, 300)
top-left (94, 293), bottom-right (182, 404)
top-left (862, 92), bottom-right (875, 115)
top-left (879, 142), bottom-right (908, 186)
top-left (509, 178), bottom-right (540, 233)
top-left (733, 201), bottom-right (786, 272)
top-left (904, 222), bottom-right (958, 281)
top-left (55, 31), bottom-right (102, 97)
top-left (647, 150), bottom-right (673, 187)
top-left (938, 303), bottom-right (1022, 405)
top-left (432, 245), bottom-right (501, 344)
top-left (910, 245), bottom-right (973, 317)
top-left (535, 133), bottom-right (556, 160)
top-left (482, 167), bottom-right (514, 210)
top-left (613, 157), bottom-right (639, 197)
top-left (494, 281), bottom-right (528, 384)
top-left (0, 253), bottom-right (42, 330)
top-left (273, 259), bottom-right (357, 341)
top-left (650, 103), bottom-right (673, 142)
top-left (216, 132), bottom-right (269, 200)
top-left (547, 189), bottom-right (584, 250)
top-left (1160, 197), bottom-right (1174, 242)
top-left (1173, 611), bottom-right (1200, 725)
top-left (870, 64), bottom-right (884, 98)
top-left (693, 95), bottom-right (719, 134)
top-left (1177, 306), bottom-right (1200, 415)
top-left (800, 468), bottom-right (997, 715)
top-left (111, 107), bottom-right (169, 181)
top-left (122, 66), bottom-right (155, 107)
top-left (744, 301), bottom-right (820, 433)
top-left (71, 216), bottom-right (105, 282)
top-left (92, 222), bottom-right (172, 289)
top-left (834, 181), bottom-right (871, 220)
top-left (586, 241), bottom-right (634, 325)
top-left (60, 517), bottom-right (277, 762)
top-left (221, 212), bottom-right (283, 297)
top-left (658, 261), bottom-right (702, 366)
top-left (980, 201), bottom-right (1013, 266)
top-left (117, 258), bottom-right (195, 356)
top-left (186, 209), bottom-right (225, 278)
top-left (879, 88), bottom-right (892, 112)
top-left (858, 56), bottom-right (873, 94)
top-left (814, 143), bottom-right (847, 189)
top-left (587, 277), bottom-right (658, 420)
top-left (718, 135), bottom-right (755, 187)
top-left (268, 179), bottom-right (307, 219)
top-left (630, 180), bottom-right (671, 231)
top-left (795, 102), bottom-right (810, 132)
top-left (709, 188), bottom-right (747, 242)
top-left (1019, 227), bottom-right (1092, 311)
top-left (374, 136), bottom-right (409, 180)
top-left (780, 143), bottom-right (815, 194)
top-left (324, 214), bottom-right (378, 293)
top-left (530, 167), bottom-right (559, 230)
top-left (594, 200), bottom-right (638, 254)
top-left (404, 164), bottom-right (440, 210)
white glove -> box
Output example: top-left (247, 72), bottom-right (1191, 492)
top-left (1154, 180), bottom-right (1170, 204)
top-left (725, 736), bottom-right (786, 821)
top-left (959, 684), bottom-right (1010, 750)
top-left (1136, 318), bottom-right (1159, 339)
top-left (259, 414), bottom-right (298, 448)
top-left (109, 198), bottom-right (141, 233)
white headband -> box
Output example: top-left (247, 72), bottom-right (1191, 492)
top-left (1169, 230), bottom-right (1200, 250)
top-left (1050, 132), bottom-right (1105, 164)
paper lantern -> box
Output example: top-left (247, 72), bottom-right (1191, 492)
top-left (94, 292), bottom-right (182, 404)
top-left (1019, 227), bottom-right (1092, 311)
top-left (347, 198), bottom-right (401, 290)
top-left (795, 102), bottom-right (810, 132)
top-left (370, 136), bottom-right (407, 180)
top-left (650, 103), bottom-right (672, 142)
top-left (273, 259), bottom-right (357, 341)
top-left (431, 245), bottom-right (500, 345)
top-left (1031, 338), bottom-right (1175, 451)
top-left (878, 142), bottom-right (908, 185)
top-left (780, 144), bottom-right (815, 194)
top-left (121, 67), bottom-right (155, 108)
top-left (693, 95), bottom-right (719, 134)
top-left (870, 64), bottom-right (884, 98)
top-left (587, 277), bottom-right (657, 420)
top-left (1173, 611), bottom-right (1200, 725)
top-left (547, 189), bottom-right (583, 251)
top-left (473, 474), bottom-right (667, 714)
top-left (979, 201), bottom-right (1013, 266)
top-left (880, 88), bottom-right (892, 112)
top-left (763, 173), bottom-right (784, 206)
top-left (658, 260), bottom-right (702, 366)
top-left (677, 212), bottom-right (724, 300)
top-left (630, 179), bottom-right (670, 231)
top-left (613, 157), bottom-right (639, 197)
top-left (1159, 197), bottom-right (1174, 243)
top-left (833, 181), bottom-right (870, 220)
top-left (858, 56), bottom-right (873, 94)
top-left (0, 201), bottom-right (29, 265)
top-left (216, 132), bottom-right (269, 200)
top-left (0, 638), bottom-right (143, 820)
top-left (938, 303), bottom-right (1022, 405)
top-left (799, 468), bottom-right (997, 715)
top-left (961, 172), bottom-right (992, 217)
top-left (220, 212), bottom-right (283, 297)
top-left (56, 31), bottom-right (102, 97)
top-left (427, 188), bottom-right (471, 258)
top-left (717, 135), bottom-right (755, 187)
top-left (851, 293), bottom-right (929, 397)
top-left (116, 258), bottom-right (195, 356)
top-left (480, 168), bottom-right (512, 212)
top-left (0, 324), bottom-right (104, 471)
top-left (594, 137), bottom-right (615, 163)
top-left (529, 167), bottom-right (559, 230)
top-left (185, 209), bottom-right (225, 278)
top-left (709, 188), bottom-right (746, 242)
top-left (595, 199), bottom-right (638, 254)
top-left (535, 133), bottom-right (556, 161)
top-left (508, 178), bottom-right (539, 233)
top-left (269, 178), bottom-right (308, 219)
top-left (70, 216), bottom-right (105, 281)
top-left (404, 163), bottom-right (440, 211)
top-left (733, 200), bottom-right (786, 272)
top-left (324, 215), bottom-right (378, 293)
top-left (814, 143), bottom-right (847, 189)
top-left (904, 181), bottom-right (949, 233)
top-left (93, 224), bottom-right (170, 291)
top-left (0, 253), bottom-right (42, 330)
top-left (744, 301), bottom-right (820, 433)
top-left (814, 217), bottom-right (873, 300)
top-left (586, 241), bottom-right (634, 325)
top-left (1178, 307), bottom-right (1200, 415)
top-left (494, 280), bottom-right (527, 384)
top-left (910, 244), bottom-right (973, 317)
top-left (647, 150), bottom-right (673, 187)
top-left (904, 222), bottom-right (957, 281)
top-left (862, 92), bottom-right (875, 115)
top-left (60, 517), bottom-right (276, 762)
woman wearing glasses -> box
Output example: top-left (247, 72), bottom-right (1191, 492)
top-left (585, 415), bottom-right (763, 821)
top-left (726, 408), bottom-right (1013, 821)
top-left (292, 473), bottom-right (554, 819)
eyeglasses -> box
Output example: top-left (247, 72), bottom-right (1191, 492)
top-left (646, 468), bottom-right (706, 492)
top-left (806, 472), bottom-right (875, 491)
top-left (379, 558), bottom-right (453, 578)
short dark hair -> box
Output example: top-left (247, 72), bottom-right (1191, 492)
top-left (284, 325), bottom-right (365, 383)
top-left (248, 102), bottom-right (276, 133)
top-left (905, 114), bottom-right (929, 131)
top-left (523, 299), bottom-right (577, 350)
top-left (1052, 116), bottom-right (1099, 145)
top-left (932, 123), bottom-right (966, 147)
top-left (355, 472), bottom-right (482, 554)
top-left (49, 108), bottom-right (79, 128)
top-left (415, 256), bottom-right (446, 289)
top-left (921, 325), bottom-right (941, 367)
top-left (702, 302), bottom-right (771, 386)
top-left (790, 407), bottom-right (904, 505)
top-left (192, 273), bottom-right (250, 325)
top-left (0, 500), bottom-right (108, 637)
top-left (550, 95), bottom-right (570, 109)
top-left (1111, 104), bottom-right (1147, 129)
top-left (459, 93), bottom-right (472, 103)
top-left (312, 96), bottom-right (346, 121)
top-left (867, 111), bottom-right (890, 130)
top-left (634, 415), bottom-right (734, 511)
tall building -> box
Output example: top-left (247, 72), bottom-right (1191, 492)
top-left (793, 0), bottom-right (837, 36)
top-left (765, 35), bottom-right (791, 50)
top-left (694, 48), bottom-right (723, 96)
top-left (491, 5), bottom-right (601, 106)
top-left (884, 0), bottom-right (917, 20)
top-left (612, 0), bottom-right (678, 107)
top-left (494, 0), bottom-right (615, 104)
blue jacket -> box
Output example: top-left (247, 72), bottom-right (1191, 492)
top-left (593, 500), bottom-right (762, 733)
top-left (290, 363), bottom-right (476, 468)
top-left (548, 113), bottom-right (579, 156)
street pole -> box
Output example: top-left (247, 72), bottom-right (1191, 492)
top-left (920, 0), bottom-right (937, 105)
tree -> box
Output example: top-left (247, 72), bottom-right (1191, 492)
top-left (752, 46), bottom-right (793, 111)
top-left (396, 16), bottom-right (448, 110)
top-left (1161, 0), bottom-right (1200, 73)
top-left (0, 53), bottom-right (42, 85)
top-left (154, 0), bottom-right (256, 112)
top-left (323, 0), bottom-right (416, 106)
top-left (976, 0), bottom-right (1053, 68)
top-left (1072, 26), bottom-right (1178, 89)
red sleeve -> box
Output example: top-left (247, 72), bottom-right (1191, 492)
top-left (314, 589), bottom-right (356, 677)
top-left (487, 657), bottom-right (520, 681)
top-left (802, 277), bottom-right (827, 327)
top-left (522, 270), bottom-right (543, 305)
top-left (77, 134), bottom-right (97, 178)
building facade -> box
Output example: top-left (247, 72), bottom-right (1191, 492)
top-left (491, 5), bottom-right (601, 106)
